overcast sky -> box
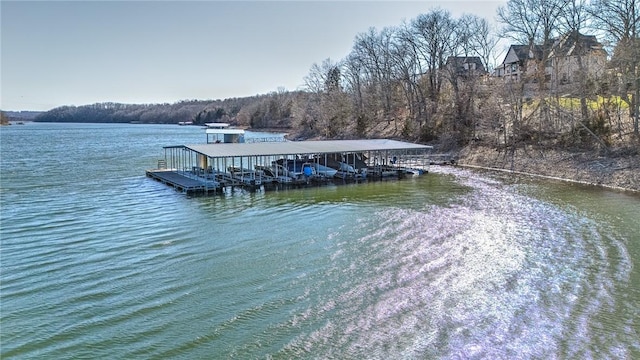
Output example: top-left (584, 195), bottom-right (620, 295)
top-left (1, 1), bottom-right (506, 111)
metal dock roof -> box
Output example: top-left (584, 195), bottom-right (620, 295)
top-left (185, 139), bottom-right (432, 158)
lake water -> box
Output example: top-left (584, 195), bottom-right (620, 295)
top-left (1, 122), bottom-right (639, 359)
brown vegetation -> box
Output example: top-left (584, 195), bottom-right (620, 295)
top-left (0, 111), bottom-right (9, 126)
top-left (457, 144), bottom-right (640, 191)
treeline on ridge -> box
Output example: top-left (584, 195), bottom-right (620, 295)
top-left (33, 96), bottom-right (292, 128)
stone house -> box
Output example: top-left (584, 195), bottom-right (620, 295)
top-left (495, 32), bottom-right (607, 89)
top-left (547, 31), bottom-right (608, 88)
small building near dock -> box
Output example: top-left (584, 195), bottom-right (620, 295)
top-left (204, 122), bottom-right (246, 144)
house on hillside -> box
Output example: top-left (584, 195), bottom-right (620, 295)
top-left (495, 44), bottom-right (544, 82)
top-left (445, 56), bottom-right (487, 78)
top-left (547, 31), bottom-right (608, 88)
top-left (494, 32), bottom-right (607, 90)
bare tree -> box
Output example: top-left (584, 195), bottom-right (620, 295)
top-left (387, 25), bottom-right (421, 130)
top-left (300, 58), bottom-right (352, 138)
top-left (465, 15), bottom-right (501, 75)
top-left (410, 9), bottom-right (456, 106)
top-left (498, 0), bottom-right (565, 147)
top-left (394, 22), bottom-right (430, 130)
top-left (558, 0), bottom-right (592, 125)
top-left (342, 52), bottom-right (365, 119)
top-left (439, 14), bottom-right (494, 143)
top-left (353, 27), bottom-right (398, 118)
top-left (304, 58), bottom-right (340, 94)
top-left (589, 0), bottom-right (640, 135)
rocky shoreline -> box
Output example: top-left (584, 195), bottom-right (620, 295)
top-left (454, 144), bottom-right (640, 193)
top-left (259, 126), bottom-right (640, 193)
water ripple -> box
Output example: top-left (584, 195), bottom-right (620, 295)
top-left (278, 169), bottom-right (637, 359)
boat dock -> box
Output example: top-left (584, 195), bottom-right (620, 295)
top-left (146, 139), bottom-right (433, 195)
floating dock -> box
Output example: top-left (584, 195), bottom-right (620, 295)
top-left (146, 169), bottom-right (222, 194)
top-left (146, 138), bottom-right (433, 195)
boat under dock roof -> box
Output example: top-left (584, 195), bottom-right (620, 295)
top-left (184, 139), bottom-right (432, 158)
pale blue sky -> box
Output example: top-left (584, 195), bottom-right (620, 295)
top-left (1, 1), bottom-right (505, 111)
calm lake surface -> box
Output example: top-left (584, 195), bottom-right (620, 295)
top-left (1, 122), bottom-right (639, 359)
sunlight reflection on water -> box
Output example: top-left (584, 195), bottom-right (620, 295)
top-left (279, 168), bottom-right (637, 359)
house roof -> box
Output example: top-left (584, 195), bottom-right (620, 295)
top-left (502, 32), bottom-right (607, 66)
top-left (445, 56), bottom-right (487, 73)
top-left (549, 31), bottom-right (607, 58)
top-left (182, 139), bottom-right (433, 158)
top-left (501, 44), bottom-right (544, 66)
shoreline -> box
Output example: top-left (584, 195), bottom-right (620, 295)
top-left (453, 163), bottom-right (639, 193)
top-left (454, 145), bottom-right (640, 193)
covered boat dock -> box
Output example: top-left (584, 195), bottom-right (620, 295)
top-left (146, 139), bottom-right (433, 195)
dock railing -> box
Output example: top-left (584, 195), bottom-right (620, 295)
top-left (244, 137), bottom-right (287, 144)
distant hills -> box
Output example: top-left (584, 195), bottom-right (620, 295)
top-left (2, 111), bottom-right (43, 120)
top-left (27, 92), bottom-right (297, 131)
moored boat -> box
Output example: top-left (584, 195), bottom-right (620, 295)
top-left (308, 162), bottom-right (338, 178)
top-left (255, 165), bottom-right (294, 183)
top-left (227, 166), bottom-right (263, 186)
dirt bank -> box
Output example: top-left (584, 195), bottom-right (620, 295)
top-left (455, 145), bottom-right (640, 193)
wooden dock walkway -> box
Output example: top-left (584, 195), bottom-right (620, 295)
top-left (146, 169), bottom-right (220, 195)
